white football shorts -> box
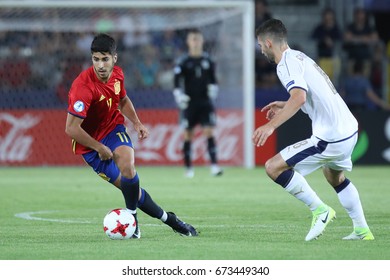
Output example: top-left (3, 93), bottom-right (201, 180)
top-left (280, 132), bottom-right (358, 176)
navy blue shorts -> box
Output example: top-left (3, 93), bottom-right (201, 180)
top-left (82, 124), bottom-right (133, 183)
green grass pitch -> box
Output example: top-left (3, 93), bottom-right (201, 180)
top-left (0, 166), bottom-right (389, 260)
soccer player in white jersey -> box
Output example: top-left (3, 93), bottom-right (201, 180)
top-left (253, 19), bottom-right (374, 241)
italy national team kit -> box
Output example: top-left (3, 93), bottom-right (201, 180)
top-left (276, 48), bottom-right (358, 174)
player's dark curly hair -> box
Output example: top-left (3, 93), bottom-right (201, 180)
top-left (255, 19), bottom-right (287, 42)
top-left (91, 33), bottom-right (117, 54)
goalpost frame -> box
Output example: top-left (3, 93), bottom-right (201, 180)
top-left (2, 0), bottom-right (255, 168)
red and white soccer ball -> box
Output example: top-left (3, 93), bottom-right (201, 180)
top-left (103, 208), bottom-right (136, 240)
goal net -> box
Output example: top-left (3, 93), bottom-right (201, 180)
top-left (0, 0), bottom-right (254, 167)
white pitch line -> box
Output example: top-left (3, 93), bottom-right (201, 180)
top-left (13, 210), bottom-right (292, 229)
top-left (14, 210), bottom-right (165, 226)
top-left (14, 210), bottom-right (361, 230)
top-left (15, 210), bottom-right (92, 224)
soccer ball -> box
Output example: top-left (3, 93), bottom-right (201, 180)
top-left (103, 208), bottom-right (136, 240)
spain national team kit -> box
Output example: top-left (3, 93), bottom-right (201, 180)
top-left (67, 66), bottom-right (132, 182)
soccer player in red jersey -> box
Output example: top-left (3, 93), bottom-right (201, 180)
top-left (65, 33), bottom-right (197, 238)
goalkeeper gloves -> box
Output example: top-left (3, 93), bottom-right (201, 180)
top-left (207, 84), bottom-right (219, 100)
top-left (173, 89), bottom-right (190, 110)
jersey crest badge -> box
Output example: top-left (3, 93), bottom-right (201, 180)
top-left (174, 66), bottom-right (182, 74)
top-left (114, 80), bottom-right (120, 95)
top-left (201, 60), bottom-right (210, 69)
top-left (296, 53), bottom-right (304, 61)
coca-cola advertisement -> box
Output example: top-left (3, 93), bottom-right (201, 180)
top-left (0, 110), bottom-right (84, 166)
top-left (127, 109), bottom-right (245, 165)
top-left (0, 109), bottom-right (275, 166)
top-left (0, 109), bottom-right (248, 166)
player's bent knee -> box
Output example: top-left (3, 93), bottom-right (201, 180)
top-left (327, 174), bottom-right (346, 187)
top-left (323, 167), bottom-right (345, 187)
top-left (265, 157), bottom-right (287, 180)
top-left (120, 165), bottom-right (137, 179)
top-left (265, 158), bottom-right (277, 178)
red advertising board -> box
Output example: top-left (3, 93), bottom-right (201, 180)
top-left (0, 109), bottom-right (275, 166)
top-left (0, 109), bottom-right (236, 166)
top-left (0, 109), bottom-right (81, 165)
top-left (126, 109), bottom-right (245, 165)
top-left (254, 110), bottom-right (277, 165)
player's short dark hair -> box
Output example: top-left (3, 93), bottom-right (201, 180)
top-left (255, 19), bottom-right (287, 41)
top-left (91, 33), bottom-right (117, 55)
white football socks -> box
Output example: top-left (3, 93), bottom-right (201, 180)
top-left (284, 171), bottom-right (324, 211)
top-left (336, 181), bottom-right (368, 229)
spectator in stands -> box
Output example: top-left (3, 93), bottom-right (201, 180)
top-left (369, 42), bottom-right (386, 97)
top-left (255, 55), bottom-right (277, 88)
top-left (254, 0), bottom-right (277, 88)
top-left (340, 60), bottom-right (390, 112)
top-left (122, 29), bottom-right (152, 52)
top-left (310, 7), bottom-right (342, 83)
top-left (255, 0), bottom-right (272, 28)
top-left (29, 31), bottom-right (62, 90)
top-left (56, 34), bottom-right (86, 103)
top-left (157, 58), bottom-right (175, 91)
top-left (134, 45), bottom-right (160, 89)
top-left (0, 42), bottom-right (31, 90)
top-left (94, 10), bottom-right (115, 33)
top-left (153, 29), bottom-right (183, 63)
top-left (116, 13), bottom-right (152, 53)
top-left (76, 32), bottom-right (95, 52)
top-left (343, 7), bottom-right (379, 74)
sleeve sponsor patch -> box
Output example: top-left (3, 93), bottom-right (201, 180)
top-left (286, 80), bottom-right (295, 88)
top-left (73, 101), bottom-right (85, 112)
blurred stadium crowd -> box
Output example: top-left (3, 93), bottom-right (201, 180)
top-left (0, 21), bottom-right (192, 106)
top-left (0, 0), bottom-right (389, 111)
top-left (255, 0), bottom-right (390, 111)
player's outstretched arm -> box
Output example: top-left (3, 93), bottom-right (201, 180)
top-left (266, 89), bottom-right (305, 127)
top-left (253, 88), bottom-right (305, 146)
top-left (261, 101), bottom-right (286, 120)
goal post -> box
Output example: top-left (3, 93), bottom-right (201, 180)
top-left (0, 0), bottom-right (255, 168)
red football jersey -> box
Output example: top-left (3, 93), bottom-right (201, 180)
top-left (67, 65), bottom-right (127, 154)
